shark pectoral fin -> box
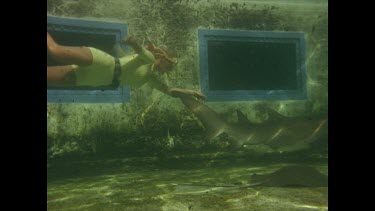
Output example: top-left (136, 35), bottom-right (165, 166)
top-left (277, 142), bottom-right (311, 153)
top-left (243, 144), bottom-right (275, 153)
top-left (229, 140), bottom-right (244, 149)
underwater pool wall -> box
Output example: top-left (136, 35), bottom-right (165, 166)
top-left (47, 0), bottom-right (328, 157)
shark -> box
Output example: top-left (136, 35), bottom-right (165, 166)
top-left (178, 165), bottom-right (328, 188)
top-left (180, 96), bottom-right (328, 153)
top-left (248, 165), bottom-right (328, 187)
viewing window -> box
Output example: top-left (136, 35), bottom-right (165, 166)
top-left (198, 29), bottom-right (307, 101)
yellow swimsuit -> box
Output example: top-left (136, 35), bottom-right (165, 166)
top-left (118, 47), bottom-right (156, 88)
top-left (72, 47), bottom-right (156, 87)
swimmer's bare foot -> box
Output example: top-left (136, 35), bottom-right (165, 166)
top-left (47, 32), bottom-right (53, 45)
top-left (47, 32), bottom-right (58, 53)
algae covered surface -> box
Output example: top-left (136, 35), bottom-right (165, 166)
top-left (48, 152), bottom-right (328, 210)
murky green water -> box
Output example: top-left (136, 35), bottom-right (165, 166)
top-left (47, 0), bottom-right (328, 210)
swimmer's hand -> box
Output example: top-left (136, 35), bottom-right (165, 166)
top-left (122, 36), bottom-right (135, 44)
top-left (191, 90), bottom-right (206, 101)
top-left (122, 36), bottom-right (142, 53)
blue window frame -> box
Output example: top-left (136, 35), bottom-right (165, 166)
top-left (198, 29), bottom-right (307, 101)
top-left (47, 16), bottom-right (130, 103)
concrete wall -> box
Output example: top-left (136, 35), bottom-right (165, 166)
top-left (47, 0), bottom-right (328, 158)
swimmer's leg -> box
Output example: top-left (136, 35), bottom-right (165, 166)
top-left (47, 32), bottom-right (93, 66)
top-left (47, 65), bottom-right (76, 86)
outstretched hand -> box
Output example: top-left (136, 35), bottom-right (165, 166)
top-left (192, 90), bottom-right (206, 101)
top-left (122, 36), bottom-right (142, 53)
top-left (122, 36), bottom-right (139, 46)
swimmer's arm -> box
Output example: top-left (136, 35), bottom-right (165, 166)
top-left (136, 48), bottom-right (155, 63)
top-left (122, 36), bottom-right (155, 63)
top-left (112, 44), bottom-right (127, 57)
top-left (147, 75), bottom-right (206, 100)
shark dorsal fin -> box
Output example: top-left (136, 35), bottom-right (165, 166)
top-left (236, 110), bottom-right (252, 125)
top-left (265, 108), bottom-right (286, 121)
